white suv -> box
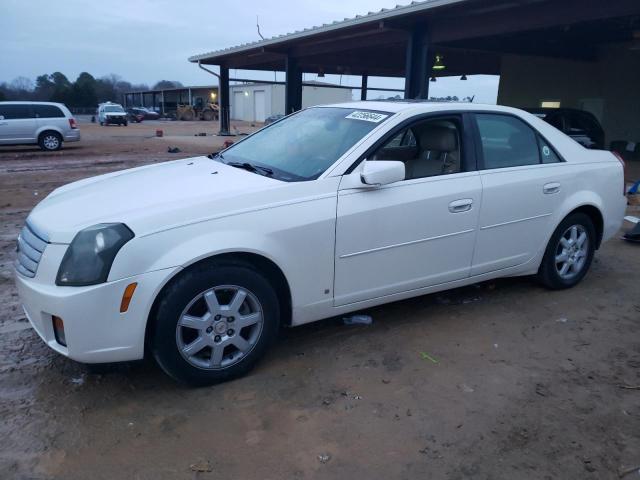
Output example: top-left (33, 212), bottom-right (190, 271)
top-left (97, 102), bottom-right (128, 126)
top-left (0, 101), bottom-right (80, 151)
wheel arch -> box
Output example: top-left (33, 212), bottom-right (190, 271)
top-left (144, 251), bottom-right (293, 354)
top-left (36, 127), bottom-right (64, 141)
top-left (565, 204), bottom-right (604, 249)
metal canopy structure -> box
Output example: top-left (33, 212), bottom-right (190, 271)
top-left (189, 0), bottom-right (640, 134)
top-left (123, 85), bottom-right (218, 114)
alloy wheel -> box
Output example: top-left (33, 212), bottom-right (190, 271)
top-left (175, 285), bottom-right (264, 370)
top-left (554, 224), bottom-right (589, 280)
top-left (43, 135), bottom-right (60, 150)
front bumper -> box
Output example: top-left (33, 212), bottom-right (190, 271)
top-left (105, 116), bottom-right (127, 124)
top-left (15, 243), bottom-right (178, 363)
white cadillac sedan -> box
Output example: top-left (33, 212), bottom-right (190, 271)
top-left (15, 102), bottom-right (626, 385)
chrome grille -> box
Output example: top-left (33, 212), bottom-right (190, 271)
top-left (16, 222), bottom-right (49, 278)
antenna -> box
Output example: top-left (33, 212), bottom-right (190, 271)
top-left (257, 16), bottom-right (265, 40)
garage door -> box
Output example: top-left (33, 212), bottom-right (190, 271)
top-left (253, 90), bottom-right (266, 122)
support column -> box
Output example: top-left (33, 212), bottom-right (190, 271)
top-left (141, 92), bottom-right (145, 107)
top-left (404, 24), bottom-right (431, 99)
top-left (285, 56), bottom-right (302, 114)
top-left (360, 74), bottom-right (368, 101)
top-left (218, 65), bottom-right (231, 135)
top-left (188, 88), bottom-right (192, 105)
top-left (152, 93), bottom-right (156, 111)
top-left (161, 91), bottom-right (165, 115)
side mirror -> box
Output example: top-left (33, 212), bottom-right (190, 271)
top-left (361, 161), bottom-right (405, 186)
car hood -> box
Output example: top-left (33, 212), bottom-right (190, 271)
top-left (104, 111), bottom-right (126, 116)
top-left (28, 156), bottom-right (283, 243)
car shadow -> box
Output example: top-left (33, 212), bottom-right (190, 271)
top-left (73, 276), bottom-right (537, 389)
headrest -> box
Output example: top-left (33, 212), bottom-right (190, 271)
top-left (419, 126), bottom-right (458, 152)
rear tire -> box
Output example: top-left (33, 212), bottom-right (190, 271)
top-left (537, 212), bottom-right (596, 289)
top-left (151, 261), bottom-right (280, 386)
top-left (38, 131), bottom-right (62, 151)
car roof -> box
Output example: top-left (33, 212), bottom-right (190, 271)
top-left (0, 101), bottom-right (66, 107)
top-left (316, 100), bottom-right (531, 117)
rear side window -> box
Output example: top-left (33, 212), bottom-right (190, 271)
top-left (33, 104), bottom-right (65, 118)
top-left (0, 104), bottom-right (33, 120)
top-left (537, 137), bottom-right (562, 164)
top-left (475, 114), bottom-right (540, 169)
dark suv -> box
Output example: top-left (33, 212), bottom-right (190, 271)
top-left (526, 108), bottom-right (605, 150)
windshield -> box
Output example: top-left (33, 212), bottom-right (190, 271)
top-left (104, 106), bottom-right (124, 113)
top-left (220, 107), bottom-right (390, 181)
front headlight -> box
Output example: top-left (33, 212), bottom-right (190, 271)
top-left (56, 223), bottom-right (134, 286)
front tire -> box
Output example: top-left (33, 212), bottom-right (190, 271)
top-left (537, 212), bottom-right (595, 289)
top-left (38, 131), bottom-right (62, 151)
top-left (151, 262), bottom-right (280, 386)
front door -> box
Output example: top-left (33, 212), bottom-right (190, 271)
top-left (334, 114), bottom-right (481, 306)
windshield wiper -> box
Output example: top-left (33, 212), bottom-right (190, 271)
top-left (226, 161), bottom-right (273, 176)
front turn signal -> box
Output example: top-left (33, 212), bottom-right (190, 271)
top-left (120, 283), bottom-right (138, 313)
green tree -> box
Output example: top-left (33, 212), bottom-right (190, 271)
top-left (153, 80), bottom-right (183, 90)
top-left (34, 74), bottom-right (55, 100)
top-left (49, 72), bottom-right (72, 104)
top-left (72, 72), bottom-right (98, 107)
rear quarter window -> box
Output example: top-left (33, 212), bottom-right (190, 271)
top-left (33, 104), bottom-right (65, 118)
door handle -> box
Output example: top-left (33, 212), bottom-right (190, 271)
top-left (449, 199), bottom-right (473, 213)
top-left (543, 182), bottom-right (561, 194)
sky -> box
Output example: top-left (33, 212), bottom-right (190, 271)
top-left (0, 0), bottom-right (499, 103)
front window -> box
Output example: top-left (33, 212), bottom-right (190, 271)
top-left (370, 117), bottom-right (462, 180)
top-left (219, 107), bottom-right (391, 181)
top-left (104, 106), bottom-right (124, 113)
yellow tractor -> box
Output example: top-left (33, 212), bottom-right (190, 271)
top-left (176, 100), bottom-right (219, 121)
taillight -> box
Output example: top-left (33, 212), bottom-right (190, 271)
top-left (68, 118), bottom-right (78, 129)
top-left (613, 151), bottom-right (626, 194)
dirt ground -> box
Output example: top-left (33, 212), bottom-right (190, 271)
top-left (1, 120), bottom-right (639, 480)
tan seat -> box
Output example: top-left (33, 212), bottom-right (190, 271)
top-left (405, 125), bottom-right (460, 179)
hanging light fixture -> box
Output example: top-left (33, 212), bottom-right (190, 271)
top-left (432, 54), bottom-right (446, 72)
top-left (460, 74), bottom-right (468, 80)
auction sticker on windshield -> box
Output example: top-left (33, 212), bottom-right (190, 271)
top-left (345, 111), bottom-right (389, 123)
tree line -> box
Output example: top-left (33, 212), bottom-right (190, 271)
top-left (0, 73), bottom-right (184, 107)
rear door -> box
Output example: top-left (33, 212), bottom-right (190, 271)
top-left (0, 104), bottom-right (36, 143)
top-left (470, 112), bottom-right (567, 275)
top-left (34, 104), bottom-right (67, 134)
